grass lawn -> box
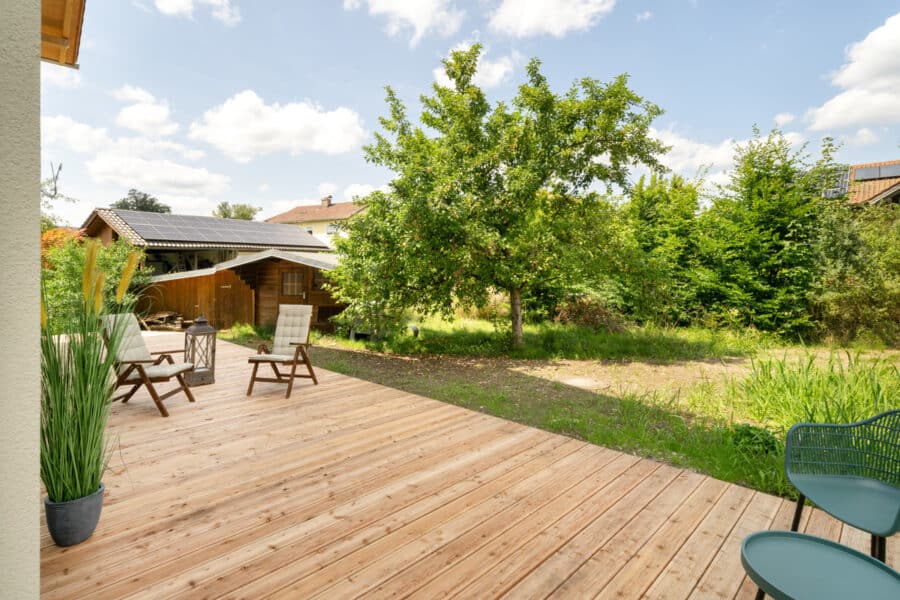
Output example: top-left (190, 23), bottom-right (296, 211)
top-left (220, 318), bottom-right (898, 498)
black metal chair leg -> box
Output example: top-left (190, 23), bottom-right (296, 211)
top-left (790, 494), bottom-right (805, 532)
top-left (755, 588), bottom-right (765, 600)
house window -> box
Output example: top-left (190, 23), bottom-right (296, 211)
top-left (281, 271), bottom-right (305, 296)
top-left (326, 223), bottom-right (340, 235)
top-left (306, 226), bottom-right (313, 234)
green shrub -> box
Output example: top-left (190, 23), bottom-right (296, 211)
top-left (554, 293), bottom-right (625, 332)
top-left (42, 238), bottom-right (152, 333)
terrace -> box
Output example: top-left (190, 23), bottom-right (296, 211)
top-left (40, 333), bottom-right (899, 598)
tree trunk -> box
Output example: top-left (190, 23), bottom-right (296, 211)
top-left (509, 287), bottom-right (523, 347)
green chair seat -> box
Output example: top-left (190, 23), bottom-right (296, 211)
top-left (790, 474), bottom-right (900, 537)
top-left (741, 531), bottom-right (900, 600)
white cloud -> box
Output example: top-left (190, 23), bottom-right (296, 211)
top-left (87, 154), bottom-right (230, 196)
top-left (42, 116), bottom-right (111, 154)
top-left (344, 0), bottom-right (464, 46)
top-left (807, 13), bottom-right (900, 130)
top-left (343, 183), bottom-right (389, 200)
top-left (774, 112), bottom-right (795, 127)
top-left (113, 85), bottom-right (156, 104)
top-left (258, 183), bottom-right (271, 193)
top-left (434, 44), bottom-right (521, 89)
top-left (41, 114), bottom-right (225, 203)
top-left (846, 127), bottom-right (880, 146)
top-left (318, 182), bottom-right (338, 197)
top-left (113, 85), bottom-right (179, 137)
top-left (489, 0), bottom-right (616, 38)
top-left (156, 194), bottom-right (219, 215)
top-left (651, 127), bottom-right (735, 174)
top-left (189, 90), bottom-right (366, 162)
top-left (153, 0), bottom-right (240, 25)
top-left (41, 63), bottom-right (82, 89)
top-left (636, 10), bottom-right (653, 23)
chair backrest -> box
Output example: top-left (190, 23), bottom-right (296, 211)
top-left (786, 409), bottom-right (900, 489)
top-left (101, 313), bottom-right (152, 366)
top-left (271, 304), bottom-right (313, 355)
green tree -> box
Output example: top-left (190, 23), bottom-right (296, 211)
top-left (112, 189), bottom-right (171, 213)
top-left (212, 201), bottom-right (261, 220)
top-left (331, 45), bottom-right (666, 345)
top-left (700, 129), bottom-right (839, 336)
top-left (623, 173), bottom-right (702, 323)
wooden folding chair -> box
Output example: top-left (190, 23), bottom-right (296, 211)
top-left (246, 304), bottom-right (318, 399)
top-left (101, 314), bottom-right (196, 417)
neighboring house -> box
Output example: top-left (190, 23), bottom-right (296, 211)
top-left (846, 160), bottom-right (900, 205)
top-left (81, 208), bottom-right (343, 330)
top-left (266, 195), bottom-right (363, 246)
top-left (82, 208), bottom-right (328, 274)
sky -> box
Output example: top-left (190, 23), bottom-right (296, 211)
top-left (41, 0), bottom-right (900, 226)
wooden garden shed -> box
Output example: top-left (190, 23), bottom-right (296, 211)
top-left (141, 250), bottom-right (342, 331)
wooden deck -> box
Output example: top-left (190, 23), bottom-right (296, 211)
top-left (41, 334), bottom-right (897, 599)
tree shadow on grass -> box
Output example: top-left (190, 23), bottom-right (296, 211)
top-left (309, 345), bottom-right (790, 498)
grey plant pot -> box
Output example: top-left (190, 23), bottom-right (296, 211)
top-left (44, 483), bottom-right (105, 547)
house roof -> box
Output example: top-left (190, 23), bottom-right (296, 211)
top-left (41, 0), bottom-right (87, 68)
top-left (266, 197), bottom-right (363, 224)
top-left (848, 160), bottom-right (900, 205)
top-left (150, 249), bottom-right (340, 283)
top-left (82, 208), bottom-right (329, 251)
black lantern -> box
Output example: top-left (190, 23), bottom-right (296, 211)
top-left (184, 315), bottom-right (216, 386)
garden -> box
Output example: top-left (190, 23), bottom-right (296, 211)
top-left (218, 47), bottom-right (898, 500)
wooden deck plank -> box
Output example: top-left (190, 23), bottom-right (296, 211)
top-left (454, 458), bottom-right (660, 599)
top-left (688, 491), bottom-right (781, 600)
top-left (642, 484), bottom-right (755, 600)
top-left (39, 333), bottom-right (867, 600)
top-left (286, 442), bottom-right (598, 599)
top-left (596, 477), bottom-right (729, 599)
top-left (47, 414), bottom-right (516, 599)
top-left (500, 464), bottom-right (683, 599)
top-left (547, 470), bottom-right (709, 598)
top-left (175, 435), bottom-right (566, 600)
top-left (404, 453), bottom-right (642, 599)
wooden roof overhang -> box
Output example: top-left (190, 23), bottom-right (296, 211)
top-left (41, 0), bottom-right (87, 68)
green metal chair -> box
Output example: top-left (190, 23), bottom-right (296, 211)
top-left (785, 409), bottom-right (900, 562)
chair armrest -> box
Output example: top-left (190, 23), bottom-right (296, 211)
top-left (289, 342), bottom-right (310, 347)
top-left (151, 349), bottom-right (185, 355)
top-left (117, 359), bottom-right (157, 365)
top-left (257, 344), bottom-right (270, 354)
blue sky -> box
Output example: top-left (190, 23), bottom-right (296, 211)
top-left (41, 1), bottom-right (900, 226)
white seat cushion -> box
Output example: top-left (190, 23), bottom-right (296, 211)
top-left (123, 362), bottom-right (193, 382)
top-left (248, 353), bottom-right (298, 363)
top-left (271, 304), bottom-right (312, 355)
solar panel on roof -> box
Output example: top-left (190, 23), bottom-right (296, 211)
top-left (110, 209), bottom-right (325, 248)
top-left (880, 164), bottom-right (900, 178)
top-left (855, 166), bottom-right (881, 181)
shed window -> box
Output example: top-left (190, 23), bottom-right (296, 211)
top-left (312, 269), bottom-right (326, 291)
top-left (281, 271), bottom-right (305, 296)
top-left (326, 223), bottom-right (340, 235)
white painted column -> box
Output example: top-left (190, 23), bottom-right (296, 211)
top-left (0, 0), bottom-right (41, 597)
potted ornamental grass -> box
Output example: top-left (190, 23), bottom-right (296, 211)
top-left (40, 241), bottom-right (140, 546)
